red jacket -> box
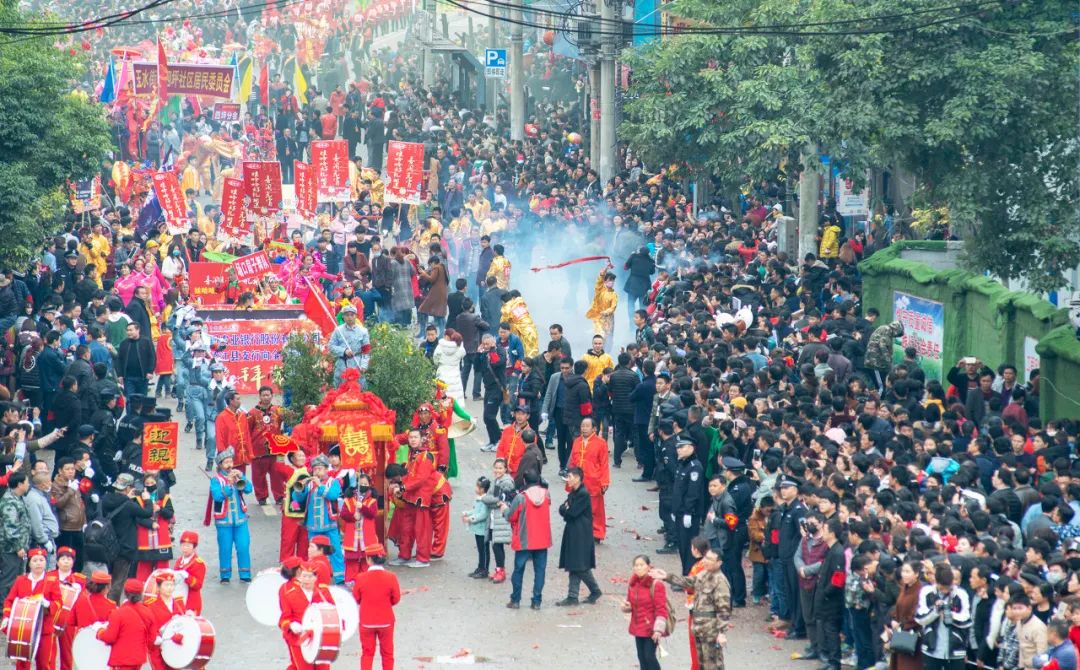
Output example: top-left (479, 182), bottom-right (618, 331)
top-left (69, 590), bottom-right (115, 630)
top-left (626, 574), bottom-right (667, 637)
top-left (96, 602), bottom-right (153, 667)
top-left (340, 495), bottom-right (379, 555)
top-left (402, 450), bottom-right (437, 507)
top-left (351, 566), bottom-right (400, 627)
top-left (496, 424), bottom-right (527, 476)
top-left (173, 554), bottom-right (206, 615)
top-left (144, 594), bottom-right (185, 656)
top-left (215, 408), bottom-right (254, 467)
top-left (568, 433), bottom-right (610, 495)
top-left (278, 582), bottom-right (334, 646)
top-left (247, 403), bottom-right (284, 458)
top-left (415, 419), bottom-right (449, 470)
top-left (507, 486), bottom-right (552, 551)
top-left (3, 572), bottom-right (64, 636)
top-left (312, 555), bottom-right (332, 587)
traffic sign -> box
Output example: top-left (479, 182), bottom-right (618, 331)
top-left (484, 48), bottom-right (507, 79)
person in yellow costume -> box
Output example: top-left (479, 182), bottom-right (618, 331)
top-left (819, 220), bottom-right (842, 259)
top-left (500, 290), bottom-right (539, 359)
top-left (582, 334), bottom-right (615, 391)
top-left (415, 216), bottom-right (443, 267)
top-left (585, 263), bottom-right (618, 342)
top-left (80, 225), bottom-right (111, 280)
top-left (486, 244), bottom-right (511, 290)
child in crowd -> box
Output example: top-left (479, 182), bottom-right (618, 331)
top-left (481, 458), bottom-right (516, 584)
top-left (463, 476), bottom-right (491, 578)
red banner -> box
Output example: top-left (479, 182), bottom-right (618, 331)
top-left (219, 176), bottom-right (247, 239)
top-left (232, 250), bottom-right (273, 283)
top-left (132, 62), bottom-right (234, 98)
top-left (385, 141), bottom-right (425, 205)
top-left (243, 161), bottom-right (283, 215)
top-left (310, 140), bottom-right (350, 202)
top-left (294, 160), bottom-right (317, 217)
top-left (151, 171), bottom-right (188, 233)
top-left (205, 317), bottom-right (319, 393)
top-left (142, 422), bottom-right (179, 470)
top-left (188, 262), bottom-right (229, 304)
top-left (212, 102), bottom-right (242, 122)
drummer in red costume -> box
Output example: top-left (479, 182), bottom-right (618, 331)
top-left (339, 472), bottom-right (379, 580)
top-left (429, 463), bottom-right (454, 561)
top-left (567, 417), bottom-right (611, 542)
top-left (1, 548), bottom-right (62, 670)
top-left (63, 571), bottom-right (115, 669)
top-left (49, 547), bottom-right (86, 670)
top-left (306, 536), bottom-right (335, 586)
top-left (352, 543), bottom-right (401, 670)
top-left (278, 562), bottom-right (336, 670)
top-left (412, 404), bottom-right (449, 472)
top-left (145, 571), bottom-right (186, 670)
top-left (172, 531), bottom-right (206, 615)
top-left (390, 429), bottom-right (436, 568)
top-left (497, 406), bottom-right (531, 476)
top-left (274, 444), bottom-right (311, 561)
top-left (96, 579), bottom-right (152, 670)
top-left (248, 385), bottom-right (286, 505)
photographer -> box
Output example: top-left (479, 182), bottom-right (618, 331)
top-left (792, 513), bottom-right (827, 661)
top-left (915, 561), bottom-right (972, 670)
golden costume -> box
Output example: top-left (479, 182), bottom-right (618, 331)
top-left (465, 197), bottom-right (490, 223)
top-left (81, 234), bottom-right (111, 280)
top-left (585, 267), bottom-right (618, 341)
top-left (480, 212), bottom-right (508, 237)
top-left (486, 255), bottom-right (511, 290)
top-left (500, 296), bottom-right (540, 359)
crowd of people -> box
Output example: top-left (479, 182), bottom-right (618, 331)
top-left (0, 1), bottom-right (1075, 669)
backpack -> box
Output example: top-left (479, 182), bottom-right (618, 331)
top-left (649, 581), bottom-right (677, 637)
top-left (84, 502), bottom-right (126, 564)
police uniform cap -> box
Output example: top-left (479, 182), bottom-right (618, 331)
top-left (720, 456), bottom-right (745, 471)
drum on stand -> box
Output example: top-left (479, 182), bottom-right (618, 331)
top-left (245, 569), bottom-right (286, 627)
top-left (73, 622), bottom-right (109, 670)
top-left (143, 570), bottom-right (189, 602)
top-left (300, 603), bottom-right (341, 665)
top-left (161, 615), bottom-right (216, 670)
top-left (327, 585), bottom-right (359, 643)
top-left (5, 597), bottom-right (43, 662)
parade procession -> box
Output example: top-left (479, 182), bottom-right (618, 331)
top-left (0, 0), bottom-right (1077, 668)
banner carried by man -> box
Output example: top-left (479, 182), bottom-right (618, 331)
top-left (133, 62), bottom-right (234, 98)
top-left (243, 161), bottom-right (283, 216)
top-left (385, 141), bottom-right (425, 204)
top-left (310, 140), bottom-right (350, 202)
top-left (151, 171), bottom-right (187, 232)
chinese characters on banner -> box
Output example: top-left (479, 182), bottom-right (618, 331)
top-left (142, 422), bottom-right (179, 470)
top-left (310, 140), bottom-right (350, 202)
top-left (212, 102), bottom-right (242, 121)
top-left (294, 161), bottom-right (317, 217)
top-left (132, 62), bottom-right (234, 98)
top-left (187, 262), bottom-right (229, 304)
top-left (892, 291), bottom-right (945, 379)
top-left (242, 161), bottom-right (283, 216)
top-left (205, 317), bottom-right (319, 393)
top-left (339, 426), bottom-right (376, 471)
top-left (219, 177), bottom-right (247, 240)
top-left (151, 171), bottom-right (188, 233)
top-left (232, 250), bottom-right (272, 283)
top-left (385, 141), bottom-right (425, 205)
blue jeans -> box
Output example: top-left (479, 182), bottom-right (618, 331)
top-left (510, 548), bottom-right (547, 605)
top-left (751, 561), bottom-right (768, 601)
top-left (418, 313), bottom-right (446, 337)
top-left (768, 559), bottom-right (787, 618)
top-left (122, 377), bottom-right (149, 407)
top-left (309, 527), bottom-right (345, 583)
top-left (215, 522), bottom-right (251, 580)
top-left (185, 387), bottom-right (208, 442)
top-left (849, 607), bottom-right (874, 669)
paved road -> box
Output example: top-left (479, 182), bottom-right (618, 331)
top-left (81, 391), bottom-right (809, 669)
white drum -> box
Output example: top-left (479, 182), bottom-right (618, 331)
top-left (300, 603), bottom-right (341, 665)
top-left (160, 615), bottom-right (215, 670)
top-left (245, 569), bottom-right (286, 627)
top-left (143, 570), bottom-right (189, 602)
top-left (73, 622), bottom-right (109, 670)
top-left (327, 585), bottom-right (358, 643)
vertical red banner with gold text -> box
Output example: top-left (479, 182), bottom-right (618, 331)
top-left (243, 161), bottom-right (283, 215)
top-left (385, 141), bottom-right (425, 205)
top-left (310, 140), bottom-right (350, 202)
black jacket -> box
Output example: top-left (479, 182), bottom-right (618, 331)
top-left (515, 370), bottom-right (545, 414)
top-left (813, 541), bottom-right (847, 615)
top-left (99, 489), bottom-right (153, 560)
top-left (558, 484), bottom-right (596, 572)
top-left (51, 390), bottom-right (82, 452)
top-left (479, 346), bottom-right (507, 400)
top-left (454, 311), bottom-right (489, 354)
top-left (622, 251), bottom-right (656, 298)
top-left (560, 374), bottom-right (592, 429)
top-left (672, 457), bottom-right (704, 518)
top-left (479, 287), bottom-right (506, 325)
top-left (116, 337), bottom-right (155, 381)
top-left (607, 366), bottom-right (639, 417)
top-left (65, 358), bottom-right (98, 416)
top-left (629, 375), bottom-right (656, 426)
top-left (123, 297), bottom-right (152, 340)
top-left (777, 500), bottom-right (808, 559)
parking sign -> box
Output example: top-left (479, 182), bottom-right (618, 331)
top-left (484, 48), bottom-right (507, 79)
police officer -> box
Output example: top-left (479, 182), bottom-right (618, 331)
top-left (776, 475), bottom-right (808, 638)
top-left (671, 439), bottom-right (704, 575)
top-left (654, 419), bottom-right (680, 555)
top-left (719, 457), bottom-right (755, 607)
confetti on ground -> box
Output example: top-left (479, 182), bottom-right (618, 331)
top-left (640, 505), bottom-right (650, 511)
top-left (435, 649), bottom-right (476, 664)
top-left (769, 628), bottom-right (788, 639)
top-left (557, 624), bottom-right (583, 628)
top-left (566, 610), bottom-right (584, 616)
top-left (770, 645), bottom-right (783, 650)
top-left (609, 575), bottom-right (629, 584)
top-left (414, 657), bottom-right (433, 663)
top-left (532, 644), bottom-right (540, 649)
top-left (401, 585), bottom-right (431, 596)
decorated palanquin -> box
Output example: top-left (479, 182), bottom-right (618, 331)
top-left (301, 368), bottom-right (397, 540)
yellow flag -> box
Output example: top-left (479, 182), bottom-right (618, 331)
top-left (294, 58), bottom-right (308, 105)
top-left (238, 58), bottom-right (253, 103)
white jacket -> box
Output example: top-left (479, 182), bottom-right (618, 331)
top-left (433, 338), bottom-right (466, 402)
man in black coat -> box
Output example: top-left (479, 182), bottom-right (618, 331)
top-left (607, 352), bottom-right (638, 468)
top-left (622, 246), bottom-right (655, 325)
top-left (98, 473), bottom-right (153, 602)
top-left (454, 298), bottom-right (489, 400)
top-left (116, 322), bottom-right (156, 404)
top-left (50, 376), bottom-right (82, 461)
top-left (555, 467), bottom-right (601, 606)
top-left (364, 109), bottom-right (385, 171)
top-left (123, 286), bottom-right (153, 340)
top-left (813, 517), bottom-right (847, 670)
top-left (477, 334), bottom-right (507, 450)
top-left (671, 440), bottom-right (704, 574)
top-left (65, 345), bottom-right (98, 417)
top-left (628, 359), bottom-right (657, 481)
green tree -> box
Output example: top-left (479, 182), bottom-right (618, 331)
top-left (365, 323), bottom-right (436, 432)
top-left (274, 332), bottom-right (334, 425)
top-left (0, 3), bottom-right (112, 268)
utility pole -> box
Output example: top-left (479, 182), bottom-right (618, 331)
top-left (509, 0), bottom-right (525, 141)
top-left (598, 0), bottom-right (617, 183)
top-left (589, 62), bottom-right (601, 168)
top-left (487, 4), bottom-right (498, 124)
top-left (423, 0), bottom-right (436, 87)
top-left (798, 146), bottom-right (820, 260)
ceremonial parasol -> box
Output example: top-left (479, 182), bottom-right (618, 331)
top-left (110, 46), bottom-right (142, 59)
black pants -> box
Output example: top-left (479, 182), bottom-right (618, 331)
top-left (677, 516), bottom-right (699, 575)
top-left (923, 658), bottom-right (964, 670)
top-left (554, 408), bottom-right (572, 469)
top-left (485, 531), bottom-right (506, 569)
top-left (800, 587), bottom-right (818, 654)
top-left (818, 607), bottom-right (842, 669)
top-left (782, 557), bottom-right (805, 635)
top-left (634, 636), bottom-right (661, 670)
top-left (57, 530), bottom-right (84, 572)
top-left (460, 353), bottom-right (484, 399)
top-left (658, 489), bottom-right (676, 545)
top-left (636, 425), bottom-right (655, 478)
top-left (483, 396), bottom-right (502, 445)
top-left (108, 556), bottom-right (132, 603)
top-left (723, 526), bottom-right (748, 605)
top-left (0, 552), bottom-right (23, 607)
top-left (474, 534), bottom-right (489, 573)
top-left (612, 414), bottom-right (634, 465)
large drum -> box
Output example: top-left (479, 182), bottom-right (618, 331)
top-left (300, 603), bottom-right (341, 665)
top-left (160, 615), bottom-right (215, 670)
top-left (143, 570), bottom-right (190, 602)
top-left (5, 597), bottom-right (43, 662)
top-left (73, 622), bottom-right (109, 670)
top-left (56, 583), bottom-right (82, 631)
top-left (245, 569), bottom-right (286, 627)
top-left (327, 585), bottom-right (358, 643)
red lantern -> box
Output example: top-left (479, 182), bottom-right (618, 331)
top-left (543, 30), bottom-right (555, 46)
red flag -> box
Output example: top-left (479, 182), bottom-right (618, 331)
top-left (259, 61), bottom-right (269, 108)
top-left (303, 277), bottom-right (336, 338)
top-left (156, 36), bottom-right (169, 104)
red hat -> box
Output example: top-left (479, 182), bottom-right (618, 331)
top-left (363, 543), bottom-right (385, 557)
top-left (124, 579), bottom-right (144, 595)
top-left (282, 556), bottom-right (303, 570)
top-left (90, 571), bottom-right (111, 585)
top-left (311, 536), bottom-right (331, 548)
top-left (27, 548), bottom-right (46, 560)
top-left (417, 403), bottom-right (434, 413)
top-left (299, 561), bottom-right (320, 574)
top-left (57, 546), bottom-right (76, 559)
top-left (154, 571), bottom-right (176, 584)
top-left (179, 530), bottom-right (199, 546)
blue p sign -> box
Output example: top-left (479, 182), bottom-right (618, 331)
top-left (485, 49), bottom-right (506, 67)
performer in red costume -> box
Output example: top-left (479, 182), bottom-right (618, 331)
top-left (172, 530), bottom-right (206, 615)
top-left (275, 446), bottom-right (311, 561)
top-left (278, 562), bottom-right (336, 670)
top-left (49, 547), bottom-right (86, 670)
top-left (248, 385), bottom-right (287, 505)
top-left (1, 548), bottom-right (63, 670)
top-left (567, 417), bottom-right (611, 541)
top-left (63, 571), bottom-right (115, 669)
top-left (339, 472), bottom-right (379, 580)
top-left (96, 579), bottom-right (153, 670)
top-left (144, 572), bottom-right (187, 670)
top-left (352, 543), bottom-right (401, 670)
top-left (391, 430), bottom-right (436, 568)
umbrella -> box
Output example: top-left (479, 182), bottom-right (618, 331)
top-left (110, 46), bottom-right (142, 59)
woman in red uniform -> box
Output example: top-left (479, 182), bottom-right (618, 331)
top-left (173, 530), bottom-right (206, 615)
top-left (339, 472), bottom-right (380, 581)
top-left (306, 537), bottom-right (334, 587)
top-left (145, 572), bottom-right (186, 670)
top-left (65, 572), bottom-right (115, 648)
top-left (50, 547), bottom-right (87, 670)
top-left (278, 562), bottom-right (336, 670)
top-left (96, 579), bottom-right (152, 670)
top-left (135, 474), bottom-right (175, 580)
top-left (1, 547), bottom-right (63, 670)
